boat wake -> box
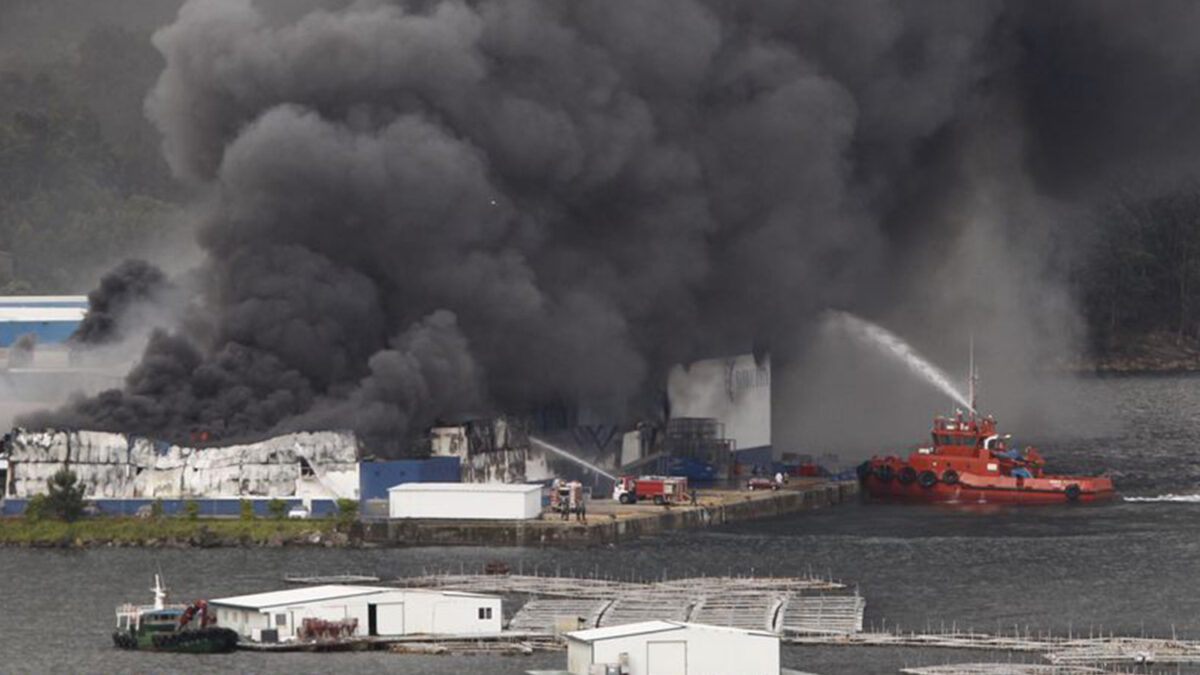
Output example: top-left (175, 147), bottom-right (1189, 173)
top-left (1124, 493), bottom-right (1200, 503)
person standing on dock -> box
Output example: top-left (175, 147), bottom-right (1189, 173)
top-left (690, 488), bottom-right (698, 506)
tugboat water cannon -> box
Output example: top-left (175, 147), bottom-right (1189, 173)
top-left (858, 340), bottom-right (1115, 504)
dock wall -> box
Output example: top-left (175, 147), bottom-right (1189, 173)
top-left (364, 480), bottom-right (858, 548)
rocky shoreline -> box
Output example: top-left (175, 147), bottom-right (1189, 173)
top-left (1071, 332), bottom-right (1200, 374)
top-left (0, 519), bottom-right (365, 549)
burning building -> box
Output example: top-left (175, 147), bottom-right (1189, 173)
top-left (0, 428), bottom-right (458, 513)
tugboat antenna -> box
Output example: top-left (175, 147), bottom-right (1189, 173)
top-left (968, 333), bottom-right (977, 415)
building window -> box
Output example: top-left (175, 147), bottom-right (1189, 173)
top-left (478, 607), bottom-right (492, 620)
top-left (276, 613), bottom-right (287, 626)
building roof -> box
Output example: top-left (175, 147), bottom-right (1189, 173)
top-left (0, 295), bottom-right (88, 307)
top-left (388, 482), bottom-right (542, 494)
top-left (208, 584), bottom-right (498, 610)
top-left (209, 585), bottom-right (391, 610)
top-left (566, 620), bottom-right (777, 643)
top-left (566, 621), bottom-right (682, 642)
top-left (0, 306), bottom-right (87, 322)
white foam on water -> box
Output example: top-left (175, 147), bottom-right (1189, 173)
top-left (530, 436), bottom-right (617, 481)
top-left (827, 310), bottom-right (974, 412)
top-left (1124, 493), bottom-right (1200, 503)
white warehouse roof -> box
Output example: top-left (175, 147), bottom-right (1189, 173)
top-left (210, 585), bottom-right (390, 610)
top-left (209, 584), bottom-right (496, 610)
top-left (0, 306), bottom-right (87, 322)
top-left (0, 295), bottom-right (88, 306)
top-left (567, 620), bottom-right (778, 643)
top-left (388, 482), bottom-right (542, 494)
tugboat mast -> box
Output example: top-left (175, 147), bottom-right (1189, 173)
top-left (968, 333), bottom-right (978, 416)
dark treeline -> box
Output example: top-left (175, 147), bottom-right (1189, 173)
top-left (0, 23), bottom-right (183, 293)
top-left (1079, 189), bottom-right (1200, 356)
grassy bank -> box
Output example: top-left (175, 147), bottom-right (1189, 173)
top-left (0, 517), bottom-right (350, 548)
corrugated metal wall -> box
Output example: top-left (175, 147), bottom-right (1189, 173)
top-left (357, 457), bottom-right (460, 500)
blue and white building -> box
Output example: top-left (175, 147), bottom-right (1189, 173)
top-left (0, 296), bottom-right (87, 346)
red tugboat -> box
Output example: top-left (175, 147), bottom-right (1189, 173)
top-left (858, 411), bottom-right (1115, 504)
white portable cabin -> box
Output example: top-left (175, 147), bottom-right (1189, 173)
top-left (565, 621), bottom-right (780, 675)
top-left (388, 482), bottom-right (543, 520)
top-left (208, 585), bottom-right (501, 641)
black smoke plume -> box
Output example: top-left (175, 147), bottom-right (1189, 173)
top-left (69, 259), bottom-right (170, 346)
top-left (24, 1), bottom-right (1200, 453)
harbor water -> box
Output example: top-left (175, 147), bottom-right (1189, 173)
top-left (5, 374), bottom-right (1200, 674)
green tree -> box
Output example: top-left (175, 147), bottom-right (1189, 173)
top-left (23, 494), bottom-right (47, 521)
top-left (44, 468), bottom-right (86, 522)
top-left (267, 498), bottom-right (287, 520)
top-left (335, 499), bottom-right (359, 526)
top-left (184, 501), bottom-right (200, 520)
top-left (239, 499), bottom-right (254, 521)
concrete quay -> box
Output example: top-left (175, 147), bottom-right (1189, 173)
top-left (362, 479), bottom-right (858, 548)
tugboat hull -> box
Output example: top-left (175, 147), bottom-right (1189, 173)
top-left (861, 469), bottom-right (1116, 504)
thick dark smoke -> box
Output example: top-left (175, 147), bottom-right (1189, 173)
top-left (69, 259), bottom-right (170, 346)
top-left (24, 1), bottom-right (1200, 454)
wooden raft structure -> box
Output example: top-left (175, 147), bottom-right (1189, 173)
top-left (792, 629), bottom-right (1200, 666)
top-left (902, 666), bottom-right (1104, 675)
top-left (391, 572), bottom-right (864, 636)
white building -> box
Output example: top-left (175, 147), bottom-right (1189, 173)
top-left (564, 621), bottom-right (780, 675)
top-left (389, 482), bottom-right (543, 520)
top-left (208, 585), bottom-right (502, 641)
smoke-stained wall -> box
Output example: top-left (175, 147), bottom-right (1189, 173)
top-left (22, 0), bottom-right (1200, 456)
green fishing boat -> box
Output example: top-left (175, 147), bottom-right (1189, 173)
top-left (112, 575), bottom-right (238, 653)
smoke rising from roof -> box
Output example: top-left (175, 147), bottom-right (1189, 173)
top-left (23, 1), bottom-right (1200, 453)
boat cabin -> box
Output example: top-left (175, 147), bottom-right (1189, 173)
top-left (923, 413), bottom-right (1042, 477)
top-left (116, 605), bottom-right (185, 633)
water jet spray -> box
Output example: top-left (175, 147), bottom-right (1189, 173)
top-left (530, 436), bottom-right (617, 481)
top-left (826, 310), bottom-right (975, 413)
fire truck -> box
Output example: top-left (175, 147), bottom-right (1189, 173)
top-left (549, 479), bottom-right (585, 518)
top-left (612, 475), bottom-right (689, 505)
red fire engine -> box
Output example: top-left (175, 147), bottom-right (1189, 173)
top-left (612, 475), bottom-right (689, 505)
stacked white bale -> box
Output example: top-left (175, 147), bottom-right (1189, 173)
top-left (4, 429), bottom-right (361, 499)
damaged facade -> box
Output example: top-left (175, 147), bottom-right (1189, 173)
top-left (429, 417), bottom-right (550, 484)
top-left (3, 430), bottom-right (362, 500)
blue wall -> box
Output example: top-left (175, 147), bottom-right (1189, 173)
top-left (358, 457), bottom-right (460, 500)
top-left (0, 320), bottom-right (80, 346)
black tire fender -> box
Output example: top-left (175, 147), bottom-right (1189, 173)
top-left (917, 470), bottom-right (938, 488)
top-left (856, 462), bottom-right (871, 481)
top-left (897, 466), bottom-right (917, 484)
top-left (874, 464), bottom-right (895, 482)
top-left (1065, 484), bottom-right (1081, 502)
top-left (941, 469), bottom-right (959, 485)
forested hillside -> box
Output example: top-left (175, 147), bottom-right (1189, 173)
top-left (0, 22), bottom-right (183, 293)
top-left (1078, 190), bottom-right (1200, 367)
